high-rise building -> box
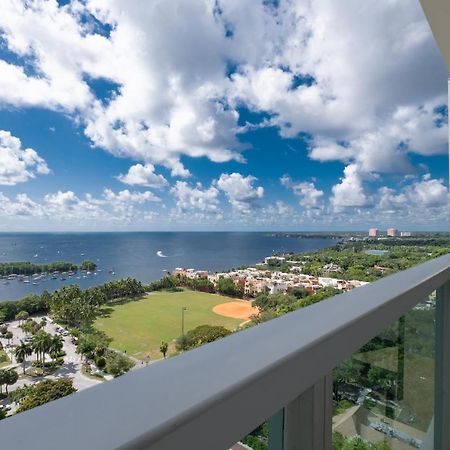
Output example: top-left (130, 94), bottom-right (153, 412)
top-left (387, 228), bottom-right (398, 237)
top-left (400, 231), bottom-right (412, 237)
top-left (368, 228), bottom-right (379, 237)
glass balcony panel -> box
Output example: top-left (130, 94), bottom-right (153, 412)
top-left (332, 293), bottom-right (436, 450)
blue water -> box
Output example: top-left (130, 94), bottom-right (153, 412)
top-left (0, 232), bottom-right (336, 301)
top-left (365, 250), bottom-right (388, 256)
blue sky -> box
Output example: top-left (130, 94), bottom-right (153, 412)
top-left (0, 0), bottom-right (448, 231)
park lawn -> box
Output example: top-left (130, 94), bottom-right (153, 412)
top-left (94, 289), bottom-right (243, 360)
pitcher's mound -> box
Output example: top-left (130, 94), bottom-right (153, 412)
top-left (213, 301), bottom-right (259, 320)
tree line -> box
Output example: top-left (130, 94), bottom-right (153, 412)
top-left (0, 260), bottom-right (97, 276)
top-left (0, 277), bottom-right (146, 325)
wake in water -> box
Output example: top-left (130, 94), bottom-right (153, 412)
top-left (156, 250), bottom-right (168, 258)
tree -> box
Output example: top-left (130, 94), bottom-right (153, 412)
top-left (31, 331), bottom-right (52, 367)
top-left (81, 260), bottom-right (97, 271)
top-left (49, 334), bottom-right (64, 365)
top-left (176, 325), bottom-right (231, 351)
top-left (217, 277), bottom-right (242, 297)
top-left (15, 310), bottom-right (29, 325)
top-left (16, 379), bottom-right (76, 413)
top-left (0, 369), bottom-right (7, 395)
top-left (76, 331), bottom-right (111, 361)
top-left (4, 369), bottom-right (18, 394)
top-left (4, 331), bottom-right (13, 345)
top-left (104, 351), bottom-right (134, 377)
top-left (15, 341), bottom-right (33, 374)
top-left (159, 341), bottom-right (168, 358)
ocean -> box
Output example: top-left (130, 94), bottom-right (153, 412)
top-left (0, 232), bottom-right (336, 301)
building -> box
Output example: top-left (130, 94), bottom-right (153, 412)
top-left (401, 231), bottom-right (412, 237)
top-left (387, 228), bottom-right (397, 237)
top-left (368, 228), bottom-right (379, 237)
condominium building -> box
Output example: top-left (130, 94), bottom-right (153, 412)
top-left (387, 228), bottom-right (398, 237)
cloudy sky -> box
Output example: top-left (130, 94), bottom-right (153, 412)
top-left (0, 0), bottom-right (448, 231)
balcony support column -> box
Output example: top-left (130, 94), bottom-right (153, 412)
top-left (270, 374), bottom-right (332, 450)
top-left (435, 280), bottom-right (450, 450)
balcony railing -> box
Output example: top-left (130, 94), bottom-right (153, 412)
top-left (1, 254), bottom-right (450, 450)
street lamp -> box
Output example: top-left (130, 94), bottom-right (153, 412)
top-left (181, 306), bottom-right (187, 336)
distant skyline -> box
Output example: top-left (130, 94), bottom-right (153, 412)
top-left (0, 0), bottom-right (448, 232)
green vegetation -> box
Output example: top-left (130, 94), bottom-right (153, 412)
top-left (0, 350), bottom-right (9, 368)
top-left (159, 341), bottom-right (168, 358)
top-left (0, 368), bottom-right (18, 395)
top-left (332, 433), bottom-right (390, 450)
top-left (0, 260), bottom-right (96, 276)
top-left (103, 350), bottom-right (134, 377)
top-left (80, 260), bottom-right (97, 271)
top-left (13, 379), bottom-right (76, 413)
top-left (94, 289), bottom-right (243, 359)
top-left (175, 324), bottom-right (231, 351)
top-left (288, 240), bottom-right (450, 282)
top-left (251, 288), bottom-right (341, 324)
top-left (333, 399), bottom-right (354, 415)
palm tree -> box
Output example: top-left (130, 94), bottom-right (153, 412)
top-left (49, 334), bottom-right (64, 366)
top-left (14, 341), bottom-right (33, 374)
top-left (31, 331), bottom-right (52, 368)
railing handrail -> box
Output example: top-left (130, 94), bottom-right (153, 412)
top-left (1, 254), bottom-right (450, 450)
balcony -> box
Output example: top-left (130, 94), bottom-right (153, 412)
top-left (0, 254), bottom-right (449, 449)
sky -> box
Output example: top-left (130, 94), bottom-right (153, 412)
top-left (0, 0), bottom-right (449, 232)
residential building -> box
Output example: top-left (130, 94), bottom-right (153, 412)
top-left (387, 228), bottom-right (398, 237)
top-left (368, 228), bottom-right (379, 237)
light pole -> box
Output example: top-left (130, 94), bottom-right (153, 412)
top-left (181, 306), bottom-right (187, 336)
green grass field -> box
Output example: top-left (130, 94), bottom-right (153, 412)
top-left (94, 290), bottom-right (243, 359)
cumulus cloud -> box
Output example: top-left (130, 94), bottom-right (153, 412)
top-left (331, 164), bottom-right (370, 211)
top-left (0, 0), bottom-right (448, 228)
top-left (0, 192), bottom-right (43, 216)
top-left (171, 181), bottom-right (219, 213)
top-left (0, 0), bottom-right (445, 181)
top-left (0, 130), bottom-right (50, 185)
top-left (117, 164), bottom-right (168, 188)
top-left (216, 173), bottom-right (264, 213)
top-left (281, 175), bottom-right (324, 209)
top-left (407, 174), bottom-right (448, 207)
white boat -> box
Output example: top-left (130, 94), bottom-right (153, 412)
top-left (157, 250), bottom-right (168, 258)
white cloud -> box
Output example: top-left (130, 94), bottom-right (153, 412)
top-left (171, 181), bottom-right (219, 213)
top-left (331, 164), bottom-right (369, 211)
top-left (281, 175), bottom-right (324, 209)
top-left (0, 0), bottom-right (448, 230)
top-left (102, 188), bottom-right (160, 204)
top-left (44, 190), bottom-right (104, 219)
top-left (0, 192), bottom-right (43, 216)
top-left (407, 174), bottom-right (448, 207)
top-left (0, 0), bottom-right (445, 180)
top-left (117, 164), bottom-right (168, 188)
top-left (216, 173), bottom-right (264, 213)
top-left (0, 130), bottom-right (50, 185)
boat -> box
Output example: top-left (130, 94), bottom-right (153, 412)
top-left (33, 254), bottom-right (38, 258)
top-left (157, 250), bottom-right (168, 258)
top-left (60, 277), bottom-right (66, 281)
top-left (32, 282), bottom-right (39, 285)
